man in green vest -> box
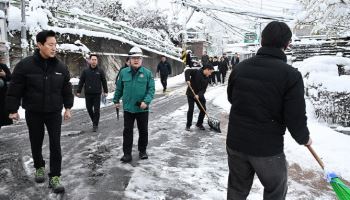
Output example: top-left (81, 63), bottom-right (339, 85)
top-left (113, 47), bottom-right (155, 163)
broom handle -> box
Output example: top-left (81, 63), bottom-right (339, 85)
top-left (306, 145), bottom-right (325, 170)
top-left (187, 83), bottom-right (210, 118)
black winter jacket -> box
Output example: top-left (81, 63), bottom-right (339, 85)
top-left (6, 50), bottom-right (73, 113)
top-left (226, 47), bottom-right (310, 157)
top-left (185, 69), bottom-right (209, 100)
top-left (157, 61), bottom-right (172, 76)
top-left (218, 61), bottom-right (228, 73)
top-left (77, 65), bottom-right (108, 95)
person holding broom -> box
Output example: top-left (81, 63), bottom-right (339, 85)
top-left (226, 21), bottom-right (312, 200)
top-left (185, 64), bottom-right (214, 131)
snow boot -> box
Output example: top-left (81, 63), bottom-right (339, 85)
top-left (34, 167), bottom-right (45, 183)
top-left (139, 151), bottom-right (148, 160)
top-left (49, 176), bottom-right (65, 193)
top-left (196, 124), bottom-right (205, 130)
top-left (120, 154), bottom-right (132, 163)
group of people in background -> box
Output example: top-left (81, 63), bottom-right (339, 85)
top-left (200, 51), bottom-right (238, 85)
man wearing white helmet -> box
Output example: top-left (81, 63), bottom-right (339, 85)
top-left (186, 50), bottom-right (193, 68)
top-left (113, 46), bottom-right (155, 163)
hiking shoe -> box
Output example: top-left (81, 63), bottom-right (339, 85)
top-left (163, 88), bottom-right (166, 93)
top-left (139, 151), bottom-right (148, 159)
top-left (196, 124), bottom-right (205, 130)
top-left (120, 154), bottom-right (132, 163)
top-left (185, 126), bottom-right (191, 131)
top-left (34, 167), bottom-right (45, 183)
top-left (49, 176), bottom-right (65, 193)
top-left (92, 126), bottom-right (98, 132)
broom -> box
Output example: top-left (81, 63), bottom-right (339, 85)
top-left (307, 145), bottom-right (350, 200)
top-left (187, 83), bottom-right (221, 133)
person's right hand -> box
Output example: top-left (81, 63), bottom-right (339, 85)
top-left (194, 95), bottom-right (199, 100)
top-left (186, 81), bottom-right (191, 86)
top-left (305, 137), bottom-right (312, 146)
top-left (9, 113), bottom-right (20, 120)
top-left (0, 70), bottom-right (6, 77)
top-left (76, 93), bottom-right (80, 97)
top-left (115, 103), bottom-right (120, 109)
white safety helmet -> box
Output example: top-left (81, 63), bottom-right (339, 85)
top-left (128, 46), bottom-right (144, 57)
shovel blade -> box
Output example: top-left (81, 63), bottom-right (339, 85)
top-left (208, 117), bottom-right (221, 133)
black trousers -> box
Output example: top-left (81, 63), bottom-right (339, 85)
top-left (85, 94), bottom-right (101, 127)
top-left (221, 71), bottom-right (227, 83)
top-left (25, 111), bottom-right (62, 177)
top-left (160, 74), bottom-right (168, 90)
top-left (226, 146), bottom-right (287, 200)
top-left (123, 111), bottom-right (149, 155)
top-left (211, 72), bottom-right (216, 84)
top-left (215, 71), bottom-right (221, 83)
top-left (186, 96), bottom-right (206, 127)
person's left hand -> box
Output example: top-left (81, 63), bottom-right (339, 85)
top-left (64, 109), bottom-right (72, 120)
top-left (140, 102), bottom-right (147, 110)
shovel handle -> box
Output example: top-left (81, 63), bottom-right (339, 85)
top-left (306, 145), bottom-right (325, 170)
top-left (187, 83), bottom-right (210, 118)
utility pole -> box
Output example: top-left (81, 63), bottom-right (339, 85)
top-left (0, 0), bottom-right (9, 66)
top-left (21, 0), bottom-right (28, 58)
top-left (259, 0), bottom-right (262, 40)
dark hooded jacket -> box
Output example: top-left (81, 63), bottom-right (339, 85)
top-left (77, 65), bottom-right (108, 95)
top-left (226, 47), bottom-right (310, 157)
top-left (6, 50), bottom-right (73, 113)
top-left (185, 69), bottom-right (210, 100)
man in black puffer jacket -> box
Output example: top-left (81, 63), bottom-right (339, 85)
top-left (157, 55), bottom-right (172, 92)
top-left (185, 65), bottom-right (214, 131)
top-left (6, 30), bottom-right (73, 193)
top-left (226, 21), bottom-right (312, 200)
top-left (77, 54), bottom-right (108, 132)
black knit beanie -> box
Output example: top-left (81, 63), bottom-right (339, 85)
top-left (261, 21), bottom-right (292, 49)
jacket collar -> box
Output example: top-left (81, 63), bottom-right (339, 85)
top-left (126, 66), bottom-right (145, 73)
top-left (33, 49), bottom-right (58, 64)
top-left (89, 65), bottom-right (99, 70)
top-left (256, 47), bottom-right (287, 62)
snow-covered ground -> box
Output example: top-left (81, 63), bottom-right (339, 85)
top-left (120, 65), bottom-right (350, 199)
top-left (3, 58), bottom-right (350, 199)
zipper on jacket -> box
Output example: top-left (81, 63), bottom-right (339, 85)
top-left (43, 60), bottom-right (48, 111)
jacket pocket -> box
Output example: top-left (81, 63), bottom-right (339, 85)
top-left (51, 73), bottom-right (64, 92)
top-left (122, 76), bottom-right (132, 88)
top-left (136, 76), bottom-right (147, 93)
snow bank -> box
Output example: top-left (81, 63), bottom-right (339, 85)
top-left (295, 56), bottom-right (350, 92)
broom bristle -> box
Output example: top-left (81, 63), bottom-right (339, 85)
top-left (330, 177), bottom-right (350, 200)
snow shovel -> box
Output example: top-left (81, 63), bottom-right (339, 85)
top-left (187, 83), bottom-right (221, 133)
top-left (307, 145), bottom-right (350, 200)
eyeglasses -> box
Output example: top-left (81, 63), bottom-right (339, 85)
top-left (130, 57), bottom-right (142, 60)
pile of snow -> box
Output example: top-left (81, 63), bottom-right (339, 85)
top-left (295, 56), bottom-right (350, 92)
top-left (58, 41), bottom-right (90, 54)
top-left (294, 56), bottom-right (350, 127)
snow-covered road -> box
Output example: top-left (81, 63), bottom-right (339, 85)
top-left (0, 74), bottom-right (349, 200)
